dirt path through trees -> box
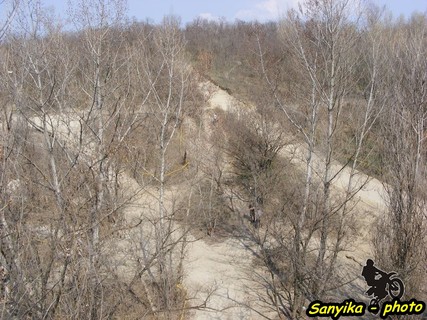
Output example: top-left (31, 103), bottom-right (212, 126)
top-left (184, 236), bottom-right (266, 319)
top-left (30, 80), bottom-right (388, 319)
top-left (179, 81), bottom-right (388, 319)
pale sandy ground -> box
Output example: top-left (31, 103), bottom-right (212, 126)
top-left (182, 81), bottom-right (388, 319)
top-left (184, 237), bottom-right (262, 320)
top-left (282, 144), bottom-right (387, 210)
top-left (179, 81), bottom-right (273, 319)
top-left (26, 81), bottom-right (388, 319)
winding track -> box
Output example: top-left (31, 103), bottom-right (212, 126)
top-left (27, 80), bottom-right (388, 319)
top-left (182, 81), bottom-right (388, 319)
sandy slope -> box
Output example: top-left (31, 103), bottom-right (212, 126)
top-left (27, 80), bottom-right (388, 319)
top-left (180, 82), bottom-right (271, 319)
top-left (181, 81), bottom-right (388, 319)
top-left (282, 144), bottom-right (387, 210)
top-left (184, 237), bottom-right (266, 320)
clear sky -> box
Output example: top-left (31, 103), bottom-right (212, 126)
top-left (24, 0), bottom-right (427, 25)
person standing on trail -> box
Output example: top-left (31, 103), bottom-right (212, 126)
top-left (249, 203), bottom-right (255, 223)
top-left (254, 208), bottom-right (263, 228)
top-left (212, 113), bottom-right (218, 125)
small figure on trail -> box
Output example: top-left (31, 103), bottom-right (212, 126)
top-left (254, 208), bottom-right (263, 229)
top-left (182, 150), bottom-right (187, 165)
top-left (212, 113), bottom-right (218, 125)
top-left (249, 203), bottom-right (255, 223)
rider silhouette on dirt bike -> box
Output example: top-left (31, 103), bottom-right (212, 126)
top-left (362, 259), bottom-right (388, 303)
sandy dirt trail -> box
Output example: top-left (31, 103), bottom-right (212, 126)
top-left (184, 237), bottom-right (266, 319)
top-left (25, 96), bottom-right (269, 318)
top-left (117, 171), bottom-right (269, 319)
top-left (181, 82), bottom-right (273, 319)
top-left (181, 81), bottom-right (389, 319)
top-left (28, 80), bottom-right (389, 319)
top-left (27, 100), bottom-right (268, 319)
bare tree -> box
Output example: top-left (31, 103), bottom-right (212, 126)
top-left (254, 0), bottom-right (385, 317)
top-left (0, 0), bottom-right (18, 40)
top-left (133, 15), bottom-right (196, 314)
top-left (373, 13), bottom-right (427, 300)
top-left (0, 1), bottom-right (79, 318)
top-left (0, 0), bottom-right (153, 318)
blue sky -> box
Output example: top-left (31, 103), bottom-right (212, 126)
top-left (26, 0), bottom-right (427, 25)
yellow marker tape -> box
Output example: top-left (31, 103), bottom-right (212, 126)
top-left (165, 162), bottom-right (189, 177)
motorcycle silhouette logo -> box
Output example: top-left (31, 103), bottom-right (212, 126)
top-left (362, 259), bottom-right (405, 314)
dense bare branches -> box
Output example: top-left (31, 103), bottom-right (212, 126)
top-left (373, 13), bottom-right (427, 300)
top-left (247, 1), bottom-right (388, 318)
top-left (1, 1), bottom-right (427, 319)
